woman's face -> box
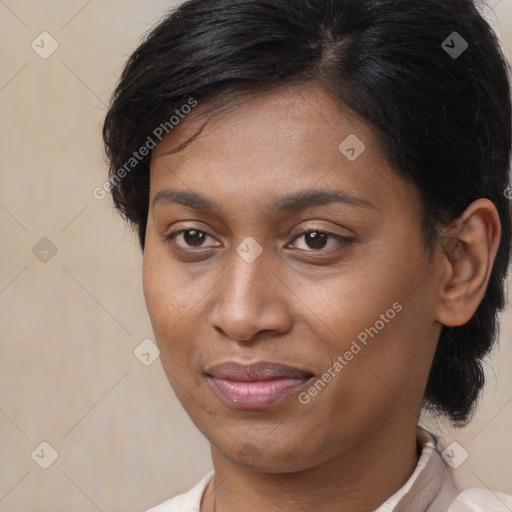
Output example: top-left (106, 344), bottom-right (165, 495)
top-left (143, 84), bottom-right (443, 472)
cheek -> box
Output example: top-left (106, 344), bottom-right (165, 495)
top-left (142, 242), bottom-right (214, 372)
top-left (142, 245), bottom-right (191, 357)
top-left (143, 249), bottom-right (171, 326)
top-left (143, 240), bottom-right (193, 325)
top-left (297, 244), bottom-right (434, 381)
top-left (322, 280), bottom-right (437, 418)
top-left (286, 265), bottom-right (402, 354)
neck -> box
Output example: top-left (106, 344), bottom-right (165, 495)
top-left (202, 422), bottom-right (420, 512)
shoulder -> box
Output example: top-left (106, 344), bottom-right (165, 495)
top-left (447, 488), bottom-right (512, 512)
top-left (145, 471), bottom-right (214, 512)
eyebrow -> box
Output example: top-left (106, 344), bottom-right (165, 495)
top-left (152, 188), bottom-right (375, 213)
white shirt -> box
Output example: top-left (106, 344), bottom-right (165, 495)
top-left (146, 428), bottom-right (512, 512)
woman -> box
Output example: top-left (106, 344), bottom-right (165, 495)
top-left (102, 0), bottom-right (512, 510)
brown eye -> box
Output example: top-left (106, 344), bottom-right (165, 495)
top-left (165, 228), bottom-right (219, 250)
top-left (182, 230), bottom-right (208, 247)
top-left (289, 229), bottom-right (350, 253)
top-left (303, 231), bottom-right (328, 250)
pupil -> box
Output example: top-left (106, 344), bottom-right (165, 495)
top-left (307, 232), bottom-right (327, 250)
top-left (184, 230), bottom-right (205, 247)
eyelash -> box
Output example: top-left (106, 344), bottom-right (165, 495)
top-left (164, 227), bottom-right (351, 254)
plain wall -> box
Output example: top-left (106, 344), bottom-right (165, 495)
top-left (0, 1), bottom-right (511, 511)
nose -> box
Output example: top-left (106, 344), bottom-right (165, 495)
top-left (209, 243), bottom-right (293, 342)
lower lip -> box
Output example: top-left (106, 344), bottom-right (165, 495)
top-left (208, 377), bottom-right (309, 409)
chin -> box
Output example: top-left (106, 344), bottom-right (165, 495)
top-left (213, 434), bottom-right (323, 474)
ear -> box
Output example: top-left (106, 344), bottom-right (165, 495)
top-left (435, 198), bottom-right (501, 327)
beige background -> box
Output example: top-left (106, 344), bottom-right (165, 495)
top-left (0, 1), bottom-right (511, 511)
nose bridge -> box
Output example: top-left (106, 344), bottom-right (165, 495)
top-left (225, 240), bottom-right (273, 313)
top-left (210, 238), bottom-right (290, 340)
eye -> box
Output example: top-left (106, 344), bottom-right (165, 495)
top-left (289, 229), bottom-right (350, 252)
top-left (165, 228), bottom-right (219, 249)
top-left (164, 227), bottom-right (351, 254)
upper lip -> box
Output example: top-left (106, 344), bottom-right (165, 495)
top-left (206, 361), bottom-right (313, 382)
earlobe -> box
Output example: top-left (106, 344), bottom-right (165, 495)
top-left (435, 199), bottom-right (501, 327)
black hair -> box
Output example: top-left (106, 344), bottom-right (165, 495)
top-left (103, 0), bottom-right (512, 425)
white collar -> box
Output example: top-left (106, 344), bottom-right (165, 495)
top-left (375, 427), bottom-right (438, 511)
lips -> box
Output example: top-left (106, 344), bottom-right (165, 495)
top-left (205, 361), bottom-right (313, 409)
top-left (207, 361), bottom-right (312, 381)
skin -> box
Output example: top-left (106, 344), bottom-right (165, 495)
top-left (142, 83), bottom-right (501, 512)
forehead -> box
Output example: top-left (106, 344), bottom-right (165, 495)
top-left (153, 84), bottom-right (372, 160)
top-left (148, 83), bottom-right (404, 211)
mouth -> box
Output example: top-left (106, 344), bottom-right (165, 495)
top-left (205, 361), bottom-right (314, 410)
